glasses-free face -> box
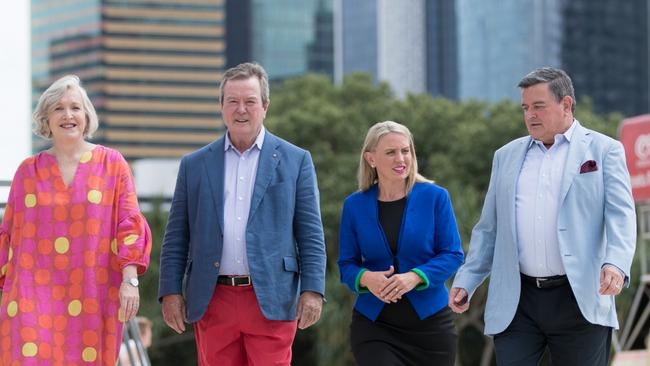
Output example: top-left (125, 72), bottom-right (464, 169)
top-left (364, 132), bottom-right (412, 185)
top-left (47, 88), bottom-right (87, 143)
top-left (521, 83), bottom-right (573, 145)
top-left (221, 77), bottom-right (269, 151)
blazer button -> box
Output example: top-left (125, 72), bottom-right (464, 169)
top-left (214, 261), bottom-right (220, 268)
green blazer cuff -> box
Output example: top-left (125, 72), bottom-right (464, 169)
top-left (355, 268), bottom-right (370, 293)
top-left (411, 268), bottom-right (430, 290)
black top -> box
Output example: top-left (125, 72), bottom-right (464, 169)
top-left (377, 197), bottom-right (420, 324)
top-left (378, 197), bottom-right (406, 264)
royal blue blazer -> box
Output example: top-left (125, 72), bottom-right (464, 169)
top-left (338, 182), bottom-right (464, 321)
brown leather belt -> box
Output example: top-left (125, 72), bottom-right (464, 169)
top-left (217, 275), bottom-right (252, 286)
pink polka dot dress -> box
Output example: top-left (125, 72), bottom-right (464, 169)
top-left (0, 145), bottom-right (152, 365)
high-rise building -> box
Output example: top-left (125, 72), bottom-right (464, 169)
top-left (226, 0), bottom-right (333, 82)
top-left (308, 0), bottom-right (334, 77)
top-left (456, 0), bottom-right (564, 102)
top-left (335, 0), bottom-right (456, 99)
top-left (32, 0), bottom-right (225, 159)
top-left (427, 0), bottom-right (458, 100)
top-left (562, 0), bottom-right (649, 116)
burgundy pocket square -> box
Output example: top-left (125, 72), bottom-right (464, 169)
top-left (580, 160), bottom-right (598, 174)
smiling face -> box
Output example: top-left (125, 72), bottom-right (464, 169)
top-left (521, 82), bottom-right (573, 145)
top-left (47, 87), bottom-right (87, 144)
top-left (221, 76), bottom-right (269, 151)
top-left (364, 132), bottom-right (412, 186)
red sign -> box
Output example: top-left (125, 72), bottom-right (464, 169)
top-left (620, 114), bottom-right (650, 202)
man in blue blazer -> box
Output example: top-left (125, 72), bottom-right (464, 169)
top-left (158, 63), bottom-right (326, 365)
top-left (449, 67), bottom-right (636, 365)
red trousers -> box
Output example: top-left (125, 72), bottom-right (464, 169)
top-left (194, 284), bottom-right (297, 366)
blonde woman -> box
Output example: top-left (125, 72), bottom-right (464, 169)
top-left (338, 121), bottom-right (463, 365)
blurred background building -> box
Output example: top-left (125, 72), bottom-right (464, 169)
top-left (5, 0), bottom-right (646, 173)
top-left (226, 0), bottom-right (333, 82)
top-left (562, 0), bottom-right (649, 117)
top-left (31, 0), bottom-right (226, 158)
top-left (27, 0), bottom-right (650, 161)
top-left (335, 0), bottom-right (650, 116)
top-left (455, 0), bottom-right (564, 102)
top-left (335, 0), bottom-right (457, 99)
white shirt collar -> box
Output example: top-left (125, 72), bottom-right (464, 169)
top-left (224, 126), bottom-right (266, 152)
top-left (528, 119), bottom-right (577, 149)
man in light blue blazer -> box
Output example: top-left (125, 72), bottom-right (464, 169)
top-left (158, 62), bottom-right (326, 365)
top-left (449, 67), bottom-right (636, 365)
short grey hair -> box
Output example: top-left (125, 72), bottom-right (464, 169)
top-left (518, 67), bottom-right (576, 113)
top-left (33, 75), bottom-right (99, 139)
top-left (357, 121), bottom-right (432, 192)
top-left (219, 62), bottom-right (270, 106)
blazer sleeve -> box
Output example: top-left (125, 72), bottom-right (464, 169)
top-left (337, 198), bottom-right (367, 293)
top-left (158, 156), bottom-right (191, 300)
top-left (293, 151), bottom-right (327, 295)
top-left (602, 141), bottom-right (636, 282)
top-left (452, 152), bottom-right (499, 296)
top-left (411, 188), bottom-right (464, 289)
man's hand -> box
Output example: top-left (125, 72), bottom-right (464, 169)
top-left (600, 265), bottom-right (625, 296)
top-left (359, 266), bottom-right (395, 303)
top-left (162, 294), bottom-right (187, 334)
top-left (449, 287), bottom-right (470, 313)
top-left (296, 291), bottom-right (323, 330)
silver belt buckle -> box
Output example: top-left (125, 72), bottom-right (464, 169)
top-left (536, 278), bottom-right (546, 288)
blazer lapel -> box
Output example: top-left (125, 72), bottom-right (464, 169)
top-left (203, 138), bottom-right (225, 233)
top-left (505, 137), bottom-right (531, 246)
top-left (248, 132), bottom-right (281, 220)
top-left (559, 122), bottom-right (592, 204)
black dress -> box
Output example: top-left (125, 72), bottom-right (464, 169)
top-left (350, 197), bottom-right (457, 366)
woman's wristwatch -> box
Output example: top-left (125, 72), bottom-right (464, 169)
top-left (123, 277), bottom-right (139, 287)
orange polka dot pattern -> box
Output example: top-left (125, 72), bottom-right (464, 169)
top-left (0, 146), bottom-right (152, 365)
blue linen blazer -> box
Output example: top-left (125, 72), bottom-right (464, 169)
top-left (338, 182), bottom-right (464, 321)
top-left (452, 121), bottom-right (637, 335)
top-left (158, 131), bottom-right (327, 322)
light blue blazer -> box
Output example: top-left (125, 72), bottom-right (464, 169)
top-left (158, 131), bottom-right (326, 322)
top-left (452, 121), bottom-right (636, 335)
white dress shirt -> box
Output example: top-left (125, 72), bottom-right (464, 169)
top-left (516, 121), bottom-right (577, 277)
top-left (220, 127), bottom-right (265, 275)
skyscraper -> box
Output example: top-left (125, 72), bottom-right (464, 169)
top-left (335, 0), bottom-right (457, 99)
top-left (32, 0), bottom-right (226, 159)
top-left (226, 0), bottom-right (334, 82)
top-left (562, 0), bottom-right (649, 116)
top-left (456, 0), bottom-right (564, 102)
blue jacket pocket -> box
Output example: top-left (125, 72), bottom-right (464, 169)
top-left (283, 256), bottom-right (299, 272)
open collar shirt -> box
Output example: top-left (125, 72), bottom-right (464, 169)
top-left (220, 127), bottom-right (265, 275)
top-left (516, 120), bottom-right (577, 277)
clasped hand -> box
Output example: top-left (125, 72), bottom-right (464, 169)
top-left (360, 266), bottom-right (421, 303)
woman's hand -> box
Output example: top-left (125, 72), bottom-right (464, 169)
top-left (119, 264), bottom-right (139, 322)
top-left (360, 266), bottom-right (395, 303)
top-left (380, 271), bottom-right (422, 303)
top-left (119, 281), bottom-right (140, 322)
